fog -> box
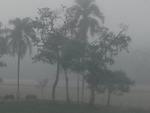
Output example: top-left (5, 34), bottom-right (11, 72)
top-left (0, 0), bottom-right (150, 86)
top-left (0, 0), bottom-right (150, 112)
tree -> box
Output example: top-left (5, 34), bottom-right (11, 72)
top-left (33, 6), bottom-right (91, 103)
top-left (7, 18), bottom-right (36, 100)
top-left (66, 0), bottom-right (104, 103)
top-left (85, 44), bottom-right (107, 105)
top-left (0, 23), bottom-right (8, 67)
top-left (33, 8), bottom-right (68, 102)
top-left (99, 70), bottom-right (134, 106)
top-left (60, 49), bottom-right (71, 103)
top-left (67, 0), bottom-right (131, 105)
top-left (84, 26), bottom-right (131, 105)
top-left (36, 78), bottom-right (49, 99)
top-left (68, 0), bottom-right (104, 41)
top-left (57, 39), bottom-right (73, 103)
top-left (62, 39), bottom-right (86, 104)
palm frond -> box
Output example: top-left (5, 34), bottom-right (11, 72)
top-left (8, 18), bottom-right (36, 59)
top-left (24, 34), bottom-right (32, 55)
top-left (75, 0), bottom-right (95, 9)
top-left (89, 4), bottom-right (104, 23)
top-left (88, 17), bottom-right (100, 36)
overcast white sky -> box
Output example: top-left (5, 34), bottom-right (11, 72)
top-left (0, 0), bottom-right (149, 47)
top-left (0, 0), bottom-right (150, 85)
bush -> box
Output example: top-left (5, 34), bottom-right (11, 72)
top-left (3, 94), bottom-right (15, 101)
top-left (25, 94), bottom-right (38, 101)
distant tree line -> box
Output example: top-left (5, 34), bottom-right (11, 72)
top-left (0, 0), bottom-right (134, 106)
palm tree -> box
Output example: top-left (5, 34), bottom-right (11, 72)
top-left (7, 18), bottom-right (36, 100)
top-left (69, 0), bottom-right (104, 41)
top-left (64, 39), bottom-right (85, 104)
top-left (67, 0), bottom-right (104, 103)
top-left (0, 23), bottom-right (8, 67)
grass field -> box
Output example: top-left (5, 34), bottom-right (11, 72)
top-left (0, 101), bottom-right (150, 113)
top-left (1, 81), bottom-right (150, 110)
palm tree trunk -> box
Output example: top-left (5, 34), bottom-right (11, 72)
top-left (17, 54), bottom-right (20, 101)
top-left (89, 86), bottom-right (95, 106)
top-left (64, 70), bottom-right (70, 103)
top-left (106, 90), bottom-right (112, 107)
top-left (41, 88), bottom-right (44, 99)
top-left (52, 60), bottom-right (60, 102)
top-left (81, 76), bottom-right (85, 103)
top-left (77, 74), bottom-right (80, 104)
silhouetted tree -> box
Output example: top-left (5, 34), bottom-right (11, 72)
top-left (67, 0), bottom-right (104, 102)
top-left (99, 70), bottom-right (134, 106)
top-left (68, 0), bottom-right (104, 41)
top-left (84, 25), bottom-right (131, 105)
top-left (63, 39), bottom-right (86, 104)
top-left (7, 18), bottom-right (36, 100)
top-left (0, 23), bottom-right (8, 67)
top-left (36, 78), bottom-right (49, 99)
top-left (33, 8), bottom-right (68, 102)
top-left (61, 51), bottom-right (71, 103)
top-left (84, 44), bottom-right (107, 105)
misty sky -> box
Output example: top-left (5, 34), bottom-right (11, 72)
top-left (0, 0), bottom-right (150, 85)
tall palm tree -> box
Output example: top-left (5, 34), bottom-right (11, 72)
top-left (69, 0), bottom-right (104, 41)
top-left (67, 0), bottom-right (104, 103)
top-left (0, 22), bottom-right (10, 68)
top-left (7, 18), bottom-right (36, 100)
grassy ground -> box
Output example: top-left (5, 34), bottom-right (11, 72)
top-left (1, 84), bottom-right (150, 108)
top-left (0, 101), bottom-right (149, 113)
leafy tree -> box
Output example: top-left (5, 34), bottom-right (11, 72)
top-left (60, 48), bottom-right (71, 103)
top-left (33, 6), bottom-right (90, 103)
top-left (84, 26), bottom-right (131, 105)
top-left (7, 18), bottom-right (36, 100)
top-left (0, 23), bottom-right (8, 67)
top-left (33, 8), bottom-right (68, 102)
top-left (36, 78), bottom-right (49, 99)
top-left (68, 0), bottom-right (104, 41)
top-left (66, 0), bottom-right (104, 103)
top-left (62, 39), bottom-right (86, 103)
top-left (66, 0), bottom-right (131, 105)
top-left (85, 44), bottom-right (107, 105)
top-left (58, 38), bottom-right (73, 103)
top-left (99, 70), bottom-right (134, 106)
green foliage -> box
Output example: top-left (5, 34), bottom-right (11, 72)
top-left (32, 0), bottom-right (132, 105)
top-left (83, 26), bottom-right (131, 90)
top-left (6, 17), bottom-right (36, 100)
top-left (0, 22), bottom-right (8, 67)
top-left (98, 70), bottom-right (134, 95)
top-left (67, 0), bottom-right (104, 41)
top-left (33, 8), bottom-right (66, 64)
top-left (7, 17), bottom-right (36, 58)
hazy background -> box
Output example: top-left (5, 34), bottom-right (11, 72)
top-left (0, 0), bottom-right (150, 87)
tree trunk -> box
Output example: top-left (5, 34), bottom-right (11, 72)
top-left (64, 70), bottom-right (70, 103)
top-left (41, 88), bottom-right (44, 99)
top-left (81, 76), bottom-right (85, 103)
top-left (52, 60), bottom-right (60, 102)
top-left (89, 87), bottom-right (95, 106)
top-left (77, 74), bottom-right (80, 104)
top-left (106, 90), bottom-right (112, 107)
top-left (17, 54), bottom-right (20, 101)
